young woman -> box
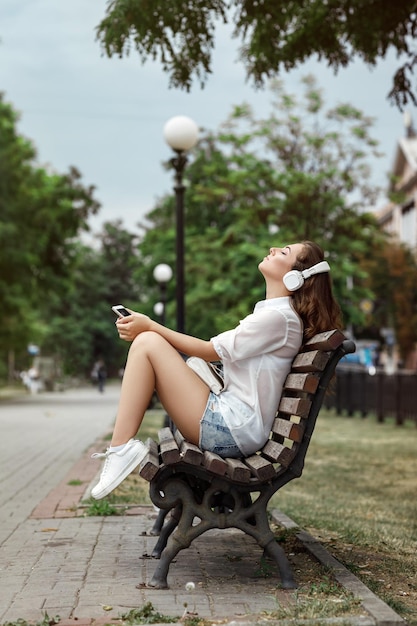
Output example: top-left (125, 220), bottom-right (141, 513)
top-left (91, 241), bottom-right (342, 499)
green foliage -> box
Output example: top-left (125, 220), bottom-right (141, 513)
top-left (267, 585), bottom-right (360, 620)
top-left (40, 221), bottom-right (144, 376)
top-left (0, 94), bottom-right (147, 379)
top-left (360, 240), bottom-right (417, 362)
top-left (96, 0), bottom-right (417, 108)
top-left (1, 613), bottom-right (60, 626)
top-left (181, 618), bottom-right (211, 626)
top-left (120, 602), bottom-right (178, 624)
top-left (4, 77), bottom-right (412, 377)
top-left (82, 496), bottom-right (123, 516)
top-left (0, 93), bottom-right (100, 373)
top-left (138, 78), bottom-right (385, 338)
top-left (254, 555), bottom-right (274, 578)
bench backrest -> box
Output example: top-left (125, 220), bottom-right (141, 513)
top-left (242, 329), bottom-right (355, 484)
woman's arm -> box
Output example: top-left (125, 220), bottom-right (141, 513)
top-left (116, 312), bottom-right (219, 361)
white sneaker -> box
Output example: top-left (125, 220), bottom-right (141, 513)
top-left (91, 439), bottom-right (147, 500)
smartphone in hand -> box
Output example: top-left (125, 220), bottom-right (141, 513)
top-left (112, 305), bottom-right (131, 318)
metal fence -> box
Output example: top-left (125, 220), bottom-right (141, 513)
top-left (324, 367), bottom-right (417, 425)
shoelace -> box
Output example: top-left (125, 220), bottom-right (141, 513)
top-left (91, 449), bottom-right (114, 479)
top-left (91, 450), bottom-right (111, 459)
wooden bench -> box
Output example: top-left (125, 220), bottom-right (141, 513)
top-left (138, 329), bottom-right (355, 589)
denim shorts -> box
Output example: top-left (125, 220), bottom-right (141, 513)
top-left (199, 392), bottom-right (242, 458)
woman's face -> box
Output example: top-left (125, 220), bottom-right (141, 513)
top-left (258, 243), bottom-right (305, 283)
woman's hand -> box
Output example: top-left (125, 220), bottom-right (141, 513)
top-left (115, 310), bottom-right (218, 362)
top-left (115, 311), bottom-right (152, 342)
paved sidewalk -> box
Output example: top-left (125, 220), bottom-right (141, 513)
top-left (0, 387), bottom-right (405, 626)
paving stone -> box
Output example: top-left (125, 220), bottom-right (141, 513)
top-left (0, 386), bottom-right (406, 626)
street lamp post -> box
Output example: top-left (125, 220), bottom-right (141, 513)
top-left (153, 302), bottom-right (164, 323)
top-left (153, 263), bottom-right (173, 326)
top-left (163, 115), bottom-right (199, 333)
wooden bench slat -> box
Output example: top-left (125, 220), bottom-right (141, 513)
top-left (244, 454), bottom-right (276, 481)
top-left (226, 458), bottom-right (252, 483)
top-left (291, 350), bottom-right (330, 373)
top-left (174, 430), bottom-right (204, 465)
top-left (271, 417), bottom-right (304, 442)
top-left (261, 440), bottom-right (296, 466)
top-left (278, 396), bottom-right (311, 418)
top-left (158, 427), bottom-right (181, 464)
top-left (284, 372), bottom-right (319, 394)
top-left (302, 329), bottom-right (345, 352)
top-left (138, 438), bottom-right (160, 481)
top-left (203, 451), bottom-right (228, 475)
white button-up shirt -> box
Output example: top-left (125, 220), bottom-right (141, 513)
top-left (211, 297), bottom-right (303, 455)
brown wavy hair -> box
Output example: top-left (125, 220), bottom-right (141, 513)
top-left (290, 241), bottom-right (343, 341)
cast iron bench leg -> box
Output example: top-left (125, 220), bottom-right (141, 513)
top-left (149, 541), bottom-right (182, 588)
top-left (150, 508), bottom-right (169, 536)
top-left (264, 539), bottom-right (297, 589)
top-left (151, 509), bottom-right (179, 558)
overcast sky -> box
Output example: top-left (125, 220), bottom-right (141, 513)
top-left (1, 0), bottom-right (415, 236)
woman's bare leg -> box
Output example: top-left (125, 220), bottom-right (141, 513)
top-left (111, 331), bottom-right (210, 446)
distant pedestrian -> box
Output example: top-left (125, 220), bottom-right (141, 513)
top-left (20, 367), bottom-right (41, 394)
top-left (91, 359), bottom-right (107, 393)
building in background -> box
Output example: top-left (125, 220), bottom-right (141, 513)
top-left (375, 116), bottom-right (417, 370)
top-left (376, 113), bottom-right (417, 250)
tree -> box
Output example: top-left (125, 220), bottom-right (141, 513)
top-left (40, 221), bottom-right (144, 377)
top-left (0, 93), bottom-right (100, 378)
top-left (137, 78), bottom-right (385, 339)
top-left (361, 241), bottom-right (417, 366)
top-left (96, 0), bottom-right (417, 108)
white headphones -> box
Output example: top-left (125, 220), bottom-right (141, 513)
top-left (283, 261), bottom-right (331, 292)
